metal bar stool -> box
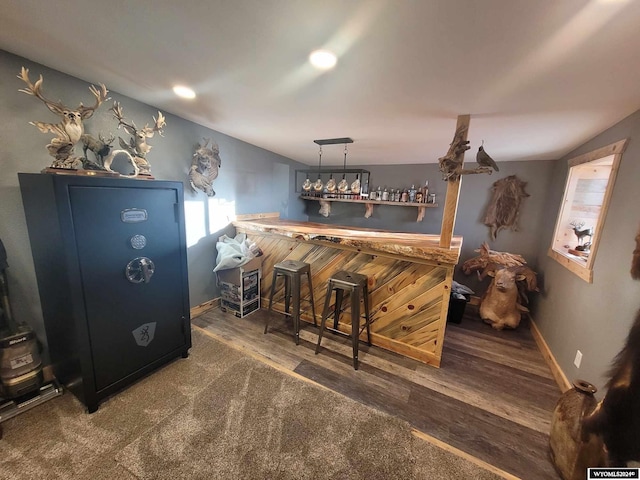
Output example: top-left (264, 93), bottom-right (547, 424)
top-left (315, 270), bottom-right (372, 370)
top-left (265, 259), bottom-right (317, 345)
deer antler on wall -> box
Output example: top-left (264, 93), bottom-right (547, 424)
top-left (109, 101), bottom-right (166, 176)
top-left (18, 67), bottom-right (110, 169)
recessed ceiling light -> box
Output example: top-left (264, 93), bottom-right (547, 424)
top-left (309, 50), bottom-right (337, 70)
top-left (173, 85), bottom-right (196, 99)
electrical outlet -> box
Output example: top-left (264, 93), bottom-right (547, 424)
top-left (574, 350), bottom-right (583, 369)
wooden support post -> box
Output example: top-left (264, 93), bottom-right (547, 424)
top-left (440, 114), bottom-right (470, 248)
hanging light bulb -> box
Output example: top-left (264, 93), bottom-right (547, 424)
top-left (351, 173), bottom-right (361, 195)
top-left (337, 143), bottom-right (349, 193)
top-left (337, 175), bottom-right (348, 193)
top-left (313, 145), bottom-right (324, 193)
top-left (302, 172), bottom-right (312, 192)
top-left (326, 173), bottom-right (337, 193)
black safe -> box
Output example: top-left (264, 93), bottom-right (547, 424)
top-left (18, 173), bottom-right (191, 412)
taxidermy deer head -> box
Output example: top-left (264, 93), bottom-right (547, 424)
top-left (18, 67), bottom-right (109, 167)
top-left (110, 101), bottom-right (165, 159)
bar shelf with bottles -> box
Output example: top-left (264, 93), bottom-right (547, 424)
top-left (296, 169), bottom-right (437, 222)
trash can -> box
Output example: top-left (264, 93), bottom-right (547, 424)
top-left (447, 293), bottom-right (470, 324)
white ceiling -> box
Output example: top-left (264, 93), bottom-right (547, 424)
top-left (2, 0), bottom-right (640, 166)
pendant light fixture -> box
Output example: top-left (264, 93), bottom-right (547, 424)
top-left (302, 165), bottom-right (312, 192)
top-left (326, 171), bottom-right (337, 194)
top-left (312, 137), bottom-right (354, 196)
top-left (337, 142), bottom-right (349, 193)
top-left (313, 144), bottom-right (324, 193)
top-left (302, 173), bottom-right (312, 192)
top-left (351, 173), bottom-right (361, 196)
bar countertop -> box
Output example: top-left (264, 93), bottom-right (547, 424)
top-left (233, 218), bottom-right (463, 265)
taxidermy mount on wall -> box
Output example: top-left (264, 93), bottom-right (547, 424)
top-left (483, 175), bottom-right (530, 240)
top-left (109, 101), bottom-right (165, 176)
top-left (18, 67), bottom-right (110, 169)
top-left (189, 138), bottom-right (222, 197)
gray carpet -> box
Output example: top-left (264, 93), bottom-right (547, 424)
top-left (0, 327), bottom-right (507, 480)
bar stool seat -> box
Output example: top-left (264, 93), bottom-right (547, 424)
top-left (265, 259), bottom-right (317, 345)
top-left (315, 270), bottom-right (372, 370)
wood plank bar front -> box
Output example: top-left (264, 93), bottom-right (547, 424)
top-left (233, 218), bottom-right (462, 367)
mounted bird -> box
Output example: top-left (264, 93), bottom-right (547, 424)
top-left (477, 140), bottom-right (499, 172)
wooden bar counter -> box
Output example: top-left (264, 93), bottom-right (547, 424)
top-left (233, 217), bottom-right (463, 367)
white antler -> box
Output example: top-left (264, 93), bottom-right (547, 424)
top-left (19, 67), bottom-right (108, 118)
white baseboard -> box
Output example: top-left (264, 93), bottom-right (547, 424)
top-left (529, 318), bottom-right (571, 392)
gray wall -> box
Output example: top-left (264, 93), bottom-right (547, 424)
top-left (533, 109), bottom-right (640, 395)
top-left (303, 161), bottom-right (555, 294)
top-left (0, 50), bottom-right (306, 361)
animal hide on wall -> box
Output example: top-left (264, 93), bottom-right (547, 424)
top-left (483, 175), bottom-right (530, 240)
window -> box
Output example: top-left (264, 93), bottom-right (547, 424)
top-left (548, 139), bottom-right (628, 283)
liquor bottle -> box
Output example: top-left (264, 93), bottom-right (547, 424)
top-left (421, 180), bottom-right (429, 203)
top-left (401, 189), bottom-right (408, 202)
top-left (376, 186), bottom-right (382, 200)
top-left (408, 184), bottom-right (417, 203)
top-left (415, 191), bottom-right (423, 203)
top-left (381, 186), bottom-right (389, 201)
top-left (361, 178), bottom-right (369, 199)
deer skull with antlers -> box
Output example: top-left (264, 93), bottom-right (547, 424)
top-left (109, 101), bottom-right (165, 175)
top-left (18, 67), bottom-right (110, 168)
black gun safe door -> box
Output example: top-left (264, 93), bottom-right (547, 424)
top-left (19, 173), bottom-right (191, 412)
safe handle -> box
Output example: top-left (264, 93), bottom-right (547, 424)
top-left (126, 257), bottom-right (155, 284)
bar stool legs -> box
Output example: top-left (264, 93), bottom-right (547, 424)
top-left (306, 268), bottom-right (318, 328)
top-left (264, 260), bottom-right (316, 345)
top-left (315, 271), bottom-right (372, 370)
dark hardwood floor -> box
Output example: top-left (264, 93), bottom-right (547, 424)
top-left (193, 303), bottom-right (562, 480)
